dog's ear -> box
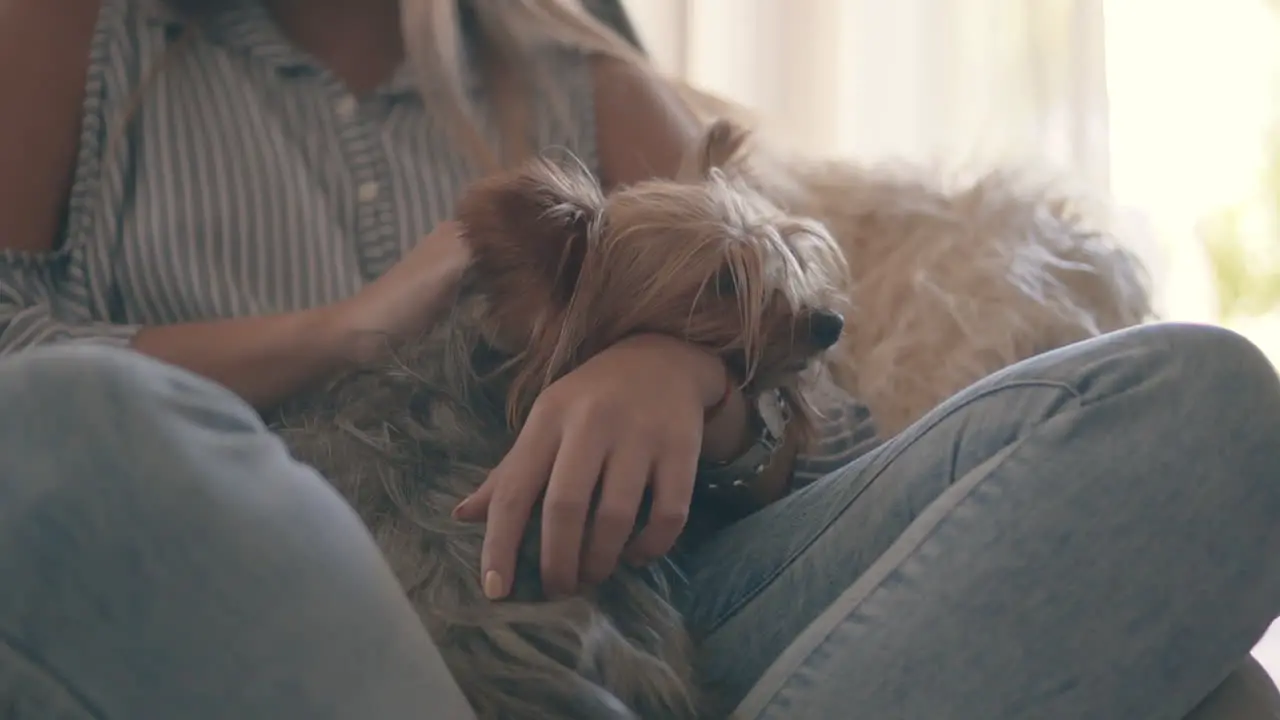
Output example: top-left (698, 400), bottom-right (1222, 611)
top-left (677, 118), bottom-right (752, 182)
top-left (457, 159), bottom-right (605, 308)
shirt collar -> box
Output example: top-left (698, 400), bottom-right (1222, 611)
top-left (141, 0), bottom-right (449, 100)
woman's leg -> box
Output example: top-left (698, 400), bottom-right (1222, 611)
top-left (0, 345), bottom-right (477, 720)
top-left (678, 322), bottom-right (1280, 719)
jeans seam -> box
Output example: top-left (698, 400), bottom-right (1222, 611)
top-left (0, 630), bottom-right (103, 719)
top-left (740, 437), bottom-right (1028, 719)
top-left (705, 378), bottom-right (1082, 634)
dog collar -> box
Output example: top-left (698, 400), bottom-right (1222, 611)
top-left (695, 389), bottom-right (788, 499)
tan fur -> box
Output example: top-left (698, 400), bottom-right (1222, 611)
top-left (459, 137), bottom-right (851, 440)
top-left (275, 115), bottom-right (1151, 718)
top-left (273, 123), bottom-right (846, 720)
top-left (701, 119), bottom-right (1154, 437)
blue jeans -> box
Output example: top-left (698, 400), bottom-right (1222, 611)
top-left (2, 322), bottom-right (1278, 719)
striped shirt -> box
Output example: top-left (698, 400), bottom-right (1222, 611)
top-left (0, 0), bottom-right (880, 483)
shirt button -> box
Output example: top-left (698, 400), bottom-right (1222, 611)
top-left (334, 95), bottom-right (358, 120)
top-left (357, 181), bottom-right (381, 203)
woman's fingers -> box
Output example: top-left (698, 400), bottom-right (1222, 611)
top-left (479, 419), bottom-right (558, 600)
top-left (540, 425), bottom-right (609, 598)
top-left (451, 476), bottom-right (493, 521)
top-left (470, 336), bottom-right (720, 599)
top-left (580, 445), bottom-right (652, 587)
top-left (478, 466), bottom-right (538, 600)
top-left (624, 433), bottom-right (699, 565)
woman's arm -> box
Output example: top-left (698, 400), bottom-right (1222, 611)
top-left (0, 1), bottom-right (464, 410)
top-left (131, 224), bottom-right (470, 409)
top-left (592, 55), bottom-right (702, 189)
top-left (0, 1), bottom-right (355, 408)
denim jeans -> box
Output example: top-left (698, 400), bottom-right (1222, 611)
top-left (2, 322), bottom-right (1278, 719)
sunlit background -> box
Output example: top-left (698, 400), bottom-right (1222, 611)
top-left (623, 0), bottom-right (1280, 678)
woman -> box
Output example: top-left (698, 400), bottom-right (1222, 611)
top-left (1, 0), bottom-right (1278, 718)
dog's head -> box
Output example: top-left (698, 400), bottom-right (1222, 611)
top-left (458, 119), bottom-right (849, 432)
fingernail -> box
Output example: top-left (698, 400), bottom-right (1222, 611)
top-left (451, 497), bottom-right (471, 520)
top-left (483, 570), bottom-right (504, 599)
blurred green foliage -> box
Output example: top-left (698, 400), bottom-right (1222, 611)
top-left (1198, 1), bottom-right (1280, 320)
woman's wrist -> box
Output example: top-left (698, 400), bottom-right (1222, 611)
top-left (609, 333), bottom-right (721, 403)
top-left (612, 333), bottom-right (755, 463)
top-left (321, 228), bottom-right (471, 368)
top-left (309, 301), bottom-right (388, 369)
top-left (701, 382), bottom-right (754, 462)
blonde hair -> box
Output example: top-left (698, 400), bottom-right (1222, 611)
top-left (115, 0), bottom-right (748, 172)
top-left (404, 0), bottom-right (648, 170)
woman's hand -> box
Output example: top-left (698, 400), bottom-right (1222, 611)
top-left (328, 221), bottom-right (472, 363)
top-left (452, 334), bottom-right (741, 600)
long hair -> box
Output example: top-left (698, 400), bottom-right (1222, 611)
top-left (127, 0), bottom-right (747, 171)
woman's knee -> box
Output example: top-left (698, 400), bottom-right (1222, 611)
top-left (0, 348), bottom-right (468, 720)
top-left (1081, 323), bottom-right (1280, 597)
top-left (0, 343), bottom-right (284, 531)
top-left (0, 342), bottom-right (365, 604)
top-left (1132, 321), bottom-right (1276, 392)
top-left (1099, 321), bottom-right (1280, 476)
top-left (0, 342), bottom-right (262, 440)
top-left (1080, 322), bottom-right (1279, 423)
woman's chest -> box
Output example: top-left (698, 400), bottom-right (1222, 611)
top-left (106, 64), bottom-right (479, 322)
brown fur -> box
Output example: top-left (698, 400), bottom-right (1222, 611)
top-left (704, 120), bottom-right (1154, 436)
top-left (461, 130), bottom-right (850, 439)
top-left (274, 118), bottom-right (1151, 719)
top-left (272, 123), bottom-right (847, 720)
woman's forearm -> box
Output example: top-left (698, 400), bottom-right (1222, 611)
top-left (129, 228), bottom-right (469, 412)
top-left (130, 305), bottom-right (356, 411)
top-left (701, 385), bottom-right (750, 461)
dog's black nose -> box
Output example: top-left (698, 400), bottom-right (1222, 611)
top-left (808, 310), bottom-right (844, 349)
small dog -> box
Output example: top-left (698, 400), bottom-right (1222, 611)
top-left (276, 114), bottom-right (1151, 718)
top-left (274, 122), bottom-right (848, 720)
top-left (708, 122), bottom-right (1154, 436)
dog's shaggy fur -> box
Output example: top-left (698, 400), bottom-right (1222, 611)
top-left (713, 125), bottom-right (1154, 435)
top-left (277, 303), bottom-right (701, 719)
top-left (272, 118), bottom-right (1153, 719)
top-left (273, 122), bottom-right (847, 720)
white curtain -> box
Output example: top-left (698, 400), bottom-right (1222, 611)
top-left (621, 0), bottom-right (1171, 316)
top-left (623, 0), bottom-right (1111, 190)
